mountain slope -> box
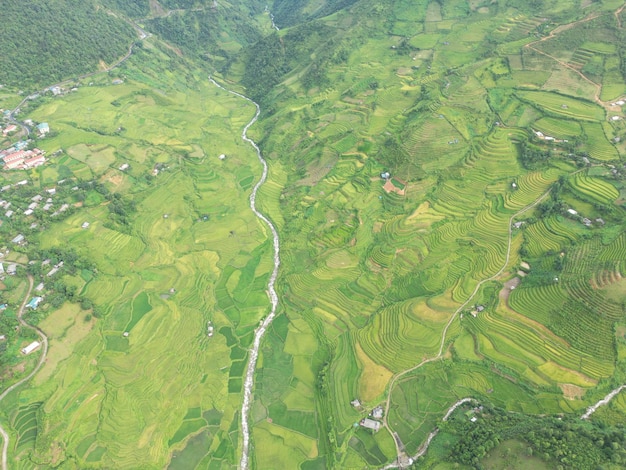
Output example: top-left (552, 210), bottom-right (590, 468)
top-left (0, 0), bottom-right (136, 89)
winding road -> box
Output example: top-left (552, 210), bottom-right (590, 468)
top-left (0, 272), bottom-right (48, 470)
top-left (381, 189), bottom-right (552, 467)
top-left (208, 77), bottom-right (281, 470)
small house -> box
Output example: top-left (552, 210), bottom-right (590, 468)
top-left (81, 222), bottom-right (90, 229)
top-left (372, 406), bottom-right (384, 419)
top-left (26, 297), bottom-right (43, 309)
top-left (351, 399), bottom-right (362, 408)
top-left (567, 209), bottom-right (578, 215)
top-left (35, 283), bottom-right (44, 292)
top-left (359, 419), bottom-right (381, 432)
top-left (7, 264), bottom-right (16, 275)
top-left (11, 234), bottom-right (25, 244)
top-left (21, 341), bottom-right (41, 355)
top-left (119, 163), bottom-right (129, 171)
top-left (36, 122), bottom-right (50, 135)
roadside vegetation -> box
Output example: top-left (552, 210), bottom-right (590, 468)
top-left (0, 0), bottom-right (625, 468)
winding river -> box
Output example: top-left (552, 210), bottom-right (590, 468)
top-left (208, 77), bottom-right (281, 470)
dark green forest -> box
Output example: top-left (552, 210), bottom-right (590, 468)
top-left (430, 404), bottom-right (626, 469)
top-left (0, 0), bottom-right (135, 89)
top-left (100, 0), bottom-right (150, 18)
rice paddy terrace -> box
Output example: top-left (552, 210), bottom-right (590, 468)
top-left (0, 0), bottom-right (625, 469)
top-left (240, 0), bottom-right (626, 468)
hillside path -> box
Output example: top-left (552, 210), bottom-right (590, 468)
top-left (381, 189), bottom-right (550, 467)
top-left (208, 77), bottom-right (281, 470)
top-left (0, 272), bottom-right (48, 470)
top-left (524, 5), bottom-right (626, 111)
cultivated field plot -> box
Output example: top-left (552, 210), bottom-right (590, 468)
top-left (1, 43), bottom-right (273, 469)
top-left (2, 0), bottom-right (626, 469)
top-left (251, 0), bottom-right (626, 467)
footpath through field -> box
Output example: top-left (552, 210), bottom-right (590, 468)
top-left (380, 188), bottom-right (551, 467)
top-left (208, 77), bottom-right (281, 470)
top-left (381, 162), bottom-right (626, 467)
top-left (0, 272), bottom-right (47, 470)
top-left (524, 4), bottom-right (626, 112)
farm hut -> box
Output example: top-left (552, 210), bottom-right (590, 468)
top-left (26, 297), bottom-right (43, 309)
top-left (81, 222), bottom-right (90, 229)
top-left (11, 234), bottom-right (24, 244)
top-left (123, 332), bottom-right (129, 337)
top-left (35, 283), bottom-right (44, 292)
top-left (21, 341), bottom-right (41, 355)
top-left (360, 418), bottom-right (381, 432)
top-left (36, 122), bottom-right (49, 135)
top-left (351, 399), bottom-right (362, 408)
top-left (0, 335), bottom-right (5, 341)
top-left (567, 209), bottom-right (578, 215)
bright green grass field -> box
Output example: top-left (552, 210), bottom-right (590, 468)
top-left (1, 42), bottom-right (273, 469)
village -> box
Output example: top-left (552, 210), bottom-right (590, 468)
top-left (0, 120), bottom-right (49, 170)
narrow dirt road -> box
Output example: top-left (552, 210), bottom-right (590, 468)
top-left (0, 273), bottom-right (48, 470)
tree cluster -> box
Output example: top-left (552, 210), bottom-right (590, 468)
top-left (444, 404), bottom-right (626, 469)
top-left (0, 0), bottom-right (135, 89)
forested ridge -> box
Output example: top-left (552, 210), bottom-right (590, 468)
top-left (0, 0), bottom-right (135, 89)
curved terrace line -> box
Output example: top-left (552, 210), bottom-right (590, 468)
top-left (381, 189), bottom-right (552, 468)
top-left (0, 273), bottom-right (48, 470)
top-left (209, 77), bottom-right (281, 470)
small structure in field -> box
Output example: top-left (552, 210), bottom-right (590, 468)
top-left (21, 340), bottom-right (41, 355)
top-left (359, 418), bottom-right (381, 432)
top-left (371, 406), bottom-right (384, 419)
top-left (26, 297), bottom-right (43, 309)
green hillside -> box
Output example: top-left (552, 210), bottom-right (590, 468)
top-left (0, 0), bottom-right (136, 89)
top-left (0, 0), bottom-right (625, 469)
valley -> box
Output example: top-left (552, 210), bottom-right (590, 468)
top-left (0, 0), bottom-right (625, 469)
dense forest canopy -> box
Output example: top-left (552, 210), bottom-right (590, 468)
top-left (0, 0), bottom-right (135, 89)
